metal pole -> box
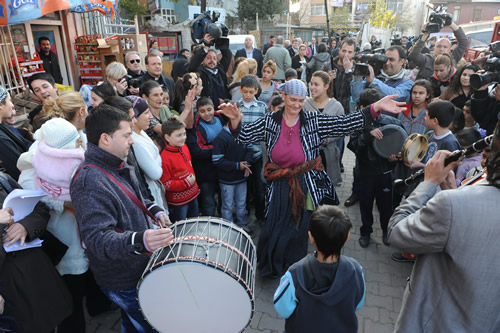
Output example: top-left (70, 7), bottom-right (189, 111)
top-left (324, 0), bottom-right (331, 42)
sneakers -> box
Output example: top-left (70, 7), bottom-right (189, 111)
top-left (391, 252), bottom-right (416, 263)
top-left (358, 235), bottom-right (370, 248)
top-left (382, 230), bottom-right (390, 246)
top-left (344, 194), bottom-right (359, 207)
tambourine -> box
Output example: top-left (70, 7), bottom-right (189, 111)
top-left (372, 124), bottom-right (408, 159)
top-left (401, 133), bottom-right (428, 164)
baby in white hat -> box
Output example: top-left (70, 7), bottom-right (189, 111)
top-left (32, 118), bottom-right (85, 200)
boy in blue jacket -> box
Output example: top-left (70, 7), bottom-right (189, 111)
top-left (273, 205), bottom-right (365, 333)
top-left (212, 114), bottom-right (254, 235)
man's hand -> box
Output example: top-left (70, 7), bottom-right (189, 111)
top-left (2, 223), bottom-right (28, 247)
top-left (240, 161), bottom-right (252, 177)
top-left (373, 95), bottom-right (407, 115)
top-left (342, 54), bottom-right (353, 71)
top-left (144, 228), bottom-right (174, 252)
top-left (370, 128), bottom-right (383, 140)
top-left (156, 213), bottom-right (172, 228)
top-left (366, 65), bottom-right (375, 84)
top-left (424, 150), bottom-right (461, 185)
top-left (440, 170), bottom-right (458, 190)
top-left (0, 208), bottom-right (14, 225)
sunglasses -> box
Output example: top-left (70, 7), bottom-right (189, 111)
top-left (129, 59), bottom-right (141, 64)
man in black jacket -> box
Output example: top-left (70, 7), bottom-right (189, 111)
top-left (408, 19), bottom-right (467, 80)
top-left (170, 48), bottom-right (190, 82)
top-left (140, 53), bottom-right (174, 101)
top-left (471, 83), bottom-right (500, 135)
top-left (38, 37), bottom-right (63, 84)
top-left (188, 36), bottom-right (232, 110)
top-left (235, 36), bottom-right (263, 77)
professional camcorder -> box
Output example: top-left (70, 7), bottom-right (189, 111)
top-left (425, 6), bottom-right (453, 33)
top-left (353, 50), bottom-right (387, 77)
top-left (191, 11), bottom-right (229, 50)
top-left (390, 34), bottom-right (401, 46)
top-left (470, 41), bottom-right (500, 90)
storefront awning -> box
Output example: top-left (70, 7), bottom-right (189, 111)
top-left (0, 0), bottom-right (116, 26)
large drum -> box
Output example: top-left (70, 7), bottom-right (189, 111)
top-left (137, 217), bottom-right (257, 333)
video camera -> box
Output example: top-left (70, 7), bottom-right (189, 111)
top-left (121, 75), bottom-right (142, 89)
top-left (353, 50), bottom-right (387, 77)
top-left (470, 41), bottom-right (500, 90)
top-left (390, 34), bottom-right (401, 46)
top-left (425, 5), bottom-right (452, 33)
top-left (191, 11), bottom-right (229, 50)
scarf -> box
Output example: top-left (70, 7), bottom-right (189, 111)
top-left (264, 156), bottom-right (324, 224)
top-left (380, 68), bottom-right (406, 81)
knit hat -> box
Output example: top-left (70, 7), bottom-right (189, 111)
top-left (0, 86), bottom-right (8, 104)
top-left (125, 96), bottom-right (149, 117)
top-left (39, 118), bottom-right (81, 149)
top-left (277, 79), bottom-right (308, 97)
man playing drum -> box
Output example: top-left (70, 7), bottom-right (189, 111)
top-left (70, 104), bottom-right (173, 332)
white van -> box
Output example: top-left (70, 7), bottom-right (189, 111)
top-left (227, 35), bottom-right (255, 54)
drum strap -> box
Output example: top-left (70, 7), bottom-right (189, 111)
top-left (74, 164), bottom-right (157, 222)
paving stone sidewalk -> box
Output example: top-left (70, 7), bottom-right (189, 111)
top-left (86, 149), bottom-right (413, 333)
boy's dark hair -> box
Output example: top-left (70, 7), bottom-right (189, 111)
top-left (38, 36), bottom-right (50, 45)
top-left (240, 74), bottom-right (260, 90)
top-left (103, 96), bottom-right (132, 113)
top-left (93, 82), bottom-right (117, 100)
top-left (309, 205), bottom-right (352, 257)
top-left (450, 107), bottom-right (465, 133)
top-left (285, 68), bottom-right (298, 79)
top-left (428, 100), bottom-right (456, 128)
top-left (455, 128), bottom-right (482, 149)
top-left (464, 99), bottom-right (471, 108)
top-left (196, 96), bottom-right (214, 110)
top-left (28, 73), bottom-right (55, 91)
top-left (162, 115), bottom-right (185, 136)
top-left (317, 43), bottom-right (327, 53)
top-left (359, 88), bottom-right (382, 107)
top-left (86, 104), bottom-right (131, 145)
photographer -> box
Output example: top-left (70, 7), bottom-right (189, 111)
top-left (471, 83), bottom-right (500, 135)
top-left (351, 45), bottom-right (413, 104)
top-left (105, 62), bottom-right (128, 97)
top-left (409, 18), bottom-right (467, 81)
top-left (188, 34), bottom-right (232, 110)
top-left (124, 51), bottom-right (145, 95)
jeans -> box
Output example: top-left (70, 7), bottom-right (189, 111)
top-left (359, 171), bottom-right (393, 236)
top-left (198, 180), bottom-right (217, 216)
top-left (100, 287), bottom-right (156, 333)
top-left (220, 182), bottom-right (248, 228)
top-left (169, 199), bottom-right (199, 223)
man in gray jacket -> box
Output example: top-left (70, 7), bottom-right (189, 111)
top-left (388, 128), bottom-right (500, 333)
top-left (409, 19), bottom-right (467, 80)
top-left (263, 35), bottom-right (291, 81)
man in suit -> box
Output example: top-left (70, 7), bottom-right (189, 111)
top-left (388, 125), bottom-right (500, 332)
top-left (140, 53), bottom-right (174, 101)
top-left (235, 36), bottom-right (263, 78)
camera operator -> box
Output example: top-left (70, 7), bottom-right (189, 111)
top-left (351, 45), bottom-right (413, 104)
top-left (409, 19), bottom-right (467, 81)
top-left (471, 82), bottom-right (500, 135)
top-left (188, 34), bottom-right (232, 110)
top-left (124, 51), bottom-right (145, 95)
top-left (140, 53), bottom-right (174, 101)
top-left (105, 62), bottom-right (128, 96)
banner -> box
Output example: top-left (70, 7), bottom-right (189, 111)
top-left (0, 0), bottom-right (116, 26)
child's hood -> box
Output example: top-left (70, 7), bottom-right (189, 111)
top-left (294, 254), bottom-right (362, 306)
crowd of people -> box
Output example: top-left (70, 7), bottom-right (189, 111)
top-left (0, 15), bottom-right (499, 333)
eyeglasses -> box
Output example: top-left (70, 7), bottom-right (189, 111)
top-left (129, 59), bottom-right (141, 64)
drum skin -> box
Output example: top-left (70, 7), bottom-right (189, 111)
top-left (372, 124), bottom-right (408, 159)
top-left (137, 217), bottom-right (257, 333)
top-left (402, 133), bottom-right (428, 164)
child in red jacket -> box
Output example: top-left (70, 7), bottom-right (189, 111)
top-left (160, 116), bottom-right (200, 222)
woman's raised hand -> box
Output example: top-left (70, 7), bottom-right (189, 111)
top-left (373, 95), bottom-right (406, 115)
